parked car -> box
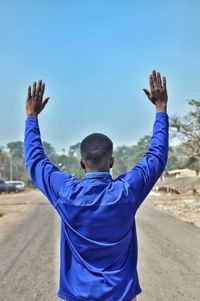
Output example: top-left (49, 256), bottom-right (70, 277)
top-left (0, 179), bottom-right (19, 193)
top-left (0, 179), bottom-right (7, 193)
top-left (6, 181), bottom-right (26, 192)
top-left (6, 182), bottom-right (19, 193)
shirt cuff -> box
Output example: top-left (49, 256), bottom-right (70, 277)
top-left (26, 116), bottom-right (39, 125)
top-left (156, 112), bottom-right (168, 117)
top-left (27, 116), bottom-right (38, 120)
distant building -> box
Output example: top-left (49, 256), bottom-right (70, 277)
top-left (163, 168), bottom-right (196, 179)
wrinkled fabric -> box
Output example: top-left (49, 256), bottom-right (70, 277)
top-left (24, 112), bottom-right (168, 301)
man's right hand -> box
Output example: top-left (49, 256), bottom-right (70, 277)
top-left (143, 70), bottom-right (168, 113)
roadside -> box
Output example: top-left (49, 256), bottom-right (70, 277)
top-left (151, 176), bottom-right (200, 228)
top-left (0, 190), bottom-right (43, 242)
top-left (0, 191), bottom-right (60, 301)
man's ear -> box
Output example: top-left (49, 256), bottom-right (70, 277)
top-left (110, 157), bottom-right (114, 168)
top-left (80, 158), bottom-right (85, 170)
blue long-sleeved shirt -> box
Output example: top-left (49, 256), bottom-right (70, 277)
top-left (24, 112), bottom-right (168, 301)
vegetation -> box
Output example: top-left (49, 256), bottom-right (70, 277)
top-left (0, 136), bottom-right (183, 185)
top-left (0, 99), bottom-right (199, 185)
top-left (170, 99), bottom-right (200, 175)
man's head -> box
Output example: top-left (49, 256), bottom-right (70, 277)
top-left (80, 133), bottom-right (114, 172)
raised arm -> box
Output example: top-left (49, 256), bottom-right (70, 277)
top-left (119, 70), bottom-right (168, 210)
top-left (24, 80), bottom-right (73, 207)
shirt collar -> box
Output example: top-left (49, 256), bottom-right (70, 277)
top-left (84, 171), bottom-right (112, 179)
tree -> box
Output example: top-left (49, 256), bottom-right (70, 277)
top-left (6, 141), bottom-right (28, 180)
top-left (112, 145), bottom-right (137, 178)
top-left (7, 141), bottom-right (24, 159)
top-left (42, 141), bottom-right (58, 162)
top-left (112, 136), bottom-right (151, 178)
top-left (133, 135), bottom-right (151, 162)
top-left (187, 156), bottom-right (200, 176)
top-left (0, 144), bottom-right (28, 181)
top-left (0, 150), bottom-right (9, 179)
top-left (68, 143), bottom-right (81, 157)
top-left (170, 99), bottom-right (200, 174)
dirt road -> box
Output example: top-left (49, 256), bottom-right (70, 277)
top-left (0, 191), bottom-right (199, 301)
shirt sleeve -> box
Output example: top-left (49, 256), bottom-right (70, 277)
top-left (118, 112), bottom-right (169, 210)
top-left (24, 116), bottom-right (73, 208)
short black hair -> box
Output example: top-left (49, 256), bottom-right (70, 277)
top-left (80, 133), bottom-right (113, 167)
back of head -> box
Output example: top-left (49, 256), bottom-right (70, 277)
top-left (80, 133), bottom-right (113, 171)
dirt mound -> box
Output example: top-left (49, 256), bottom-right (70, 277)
top-left (150, 176), bottom-right (200, 228)
top-left (156, 176), bottom-right (200, 194)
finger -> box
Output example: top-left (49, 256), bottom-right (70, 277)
top-left (149, 98), bottom-right (156, 105)
top-left (163, 76), bottom-right (166, 89)
top-left (149, 74), bottom-right (154, 91)
top-left (36, 80), bottom-right (42, 99)
top-left (143, 88), bottom-right (151, 99)
top-left (152, 70), bottom-right (157, 85)
top-left (32, 81), bottom-right (36, 97)
top-left (157, 72), bottom-right (162, 87)
top-left (27, 85), bottom-right (31, 99)
top-left (40, 82), bottom-right (45, 99)
top-left (143, 89), bottom-right (155, 105)
top-left (41, 97), bottom-right (50, 110)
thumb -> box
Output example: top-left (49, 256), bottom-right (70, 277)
top-left (143, 88), bottom-right (151, 99)
top-left (41, 97), bottom-right (50, 110)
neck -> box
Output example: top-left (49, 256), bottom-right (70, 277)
top-left (85, 168), bottom-right (110, 173)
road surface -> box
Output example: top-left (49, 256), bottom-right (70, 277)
top-left (0, 191), bottom-right (199, 301)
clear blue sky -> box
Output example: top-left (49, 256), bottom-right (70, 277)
top-left (0, 0), bottom-right (200, 151)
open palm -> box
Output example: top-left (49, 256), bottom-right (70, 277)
top-left (26, 80), bottom-right (50, 117)
top-left (143, 70), bottom-right (168, 107)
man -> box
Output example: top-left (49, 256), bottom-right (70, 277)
top-left (24, 70), bottom-right (168, 301)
